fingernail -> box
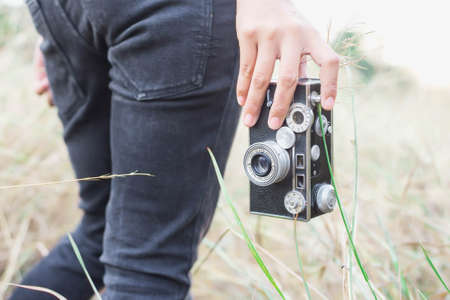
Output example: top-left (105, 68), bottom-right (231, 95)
top-left (244, 114), bottom-right (255, 127)
top-left (237, 96), bottom-right (244, 106)
top-left (324, 97), bottom-right (334, 109)
top-left (268, 117), bottom-right (281, 130)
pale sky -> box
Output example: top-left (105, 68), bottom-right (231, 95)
top-left (2, 0), bottom-right (447, 86)
top-left (296, 0), bottom-right (449, 87)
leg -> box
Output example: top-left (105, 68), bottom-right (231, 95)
top-left (93, 0), bottom-right (240, 298)
top-left (10, 1), bottom-right (110, 299)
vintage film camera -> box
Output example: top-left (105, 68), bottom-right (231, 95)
top-left (243, 78), bottom-right (336, 221)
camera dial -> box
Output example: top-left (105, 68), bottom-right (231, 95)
top-left (314, 184), bottom-right (336, 213)
top-left (284, 190), bottom-right (306, 215)
top-left (243, 141), bottom-right (290, 187)
top-left (286, 103), bottom-right (314, 133)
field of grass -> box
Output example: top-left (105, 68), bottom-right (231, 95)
top-left (0, 5), bottom-right (449, 300)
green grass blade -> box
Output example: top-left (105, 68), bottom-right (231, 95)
top-left (420, 244), bottom-right (450, 293)
top-left (294, 219), bottom-right (312, 300)
top-left (416, 288), bottom-right (428, 300)
top-left (207, 148), bottom-right (286, 300)
top-left (376, 214), bottom-right (411, 299)
top-left (67, 234), bottom-right (102, 300)
top-left (202, 237), bottom-right (275, 299)
top-left (192, 228), bottom-right (230, 276)
top-left (317, 104), bottom-right (378, 300)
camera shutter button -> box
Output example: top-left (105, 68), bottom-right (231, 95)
top-left (310, 90), bottom-right (321, 105)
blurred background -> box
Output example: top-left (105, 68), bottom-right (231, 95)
top-left (0, 0), bottom-right (449, 299)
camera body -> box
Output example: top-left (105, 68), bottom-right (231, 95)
top-left (243, 78), bottom-right (335, 221)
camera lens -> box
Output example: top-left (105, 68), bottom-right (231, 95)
top-left (243, 141), bottom-right (290, 187)
top-left (251, 154), bottom-right (272, 176)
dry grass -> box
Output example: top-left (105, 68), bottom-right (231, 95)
top-left (0, 5), bottom-right (449, 300)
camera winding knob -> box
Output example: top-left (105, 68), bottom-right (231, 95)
top-left (314, 184), bottom-right (336, 213)
top-left (284, 190), bottom-right (306, 215)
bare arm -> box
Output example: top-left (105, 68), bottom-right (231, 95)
top-left (33, 37), bottom-right (53, 106)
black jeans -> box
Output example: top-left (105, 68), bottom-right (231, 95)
top-left (11, 0), bottom-right (240, 299)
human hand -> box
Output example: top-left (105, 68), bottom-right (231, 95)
top-left (33, 37), bottom-right (53, 106)
top-left (236, 0), bottom-right (339, 130)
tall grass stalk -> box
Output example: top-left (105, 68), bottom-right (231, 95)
top-left (207, 148), bottom-right (286, 299)
top-left (67, 234), bottom-right (102, 300)
top-left (377, 215), bottom-right (411, 299)
top-left (416, 288), bottom-right (428, 300)
top-left (4, 283), bottom-right (67, 300)
top-left (293, 218), bottom-right (312, 300)
top-left (346, 66), bottom-right (360, 300)
top-left (0, 216), bottom-right (30, 298)
top-left (420, 244), bottom-right (449, 293)
top-left (0, 171), bottom-right (153, 191)
top-left (228, 228), bottom-right (329, 299)
top-left (192, 228), bottom-right (230, 276)
top-left (317, 104), bottom-right (378, 299)
top-left (201, 237), bottom-right (274, 299)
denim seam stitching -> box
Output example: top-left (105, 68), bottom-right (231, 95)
top-left (29, 0), bottom-right (86, 119)
top-left (37, 1), bottom-right (86, 97)
top-left (187, 1), bottom-right (225, 299)
top-left (189, 50), bottom-right (239, 279)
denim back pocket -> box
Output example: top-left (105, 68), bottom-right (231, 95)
top-left (82, 0), bottom-right (214, 101)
